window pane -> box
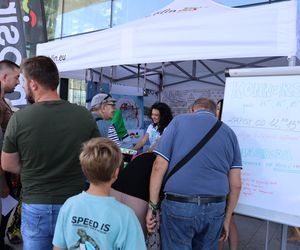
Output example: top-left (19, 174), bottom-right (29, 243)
top-left (62, 0), bottom-right (112, 37)
top-left (44, 0), bottom-right (63, 40)
top-left (68, 79), bottom-right (86, 106)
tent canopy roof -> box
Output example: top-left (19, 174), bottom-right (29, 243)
top-left (37, 0), bottom-right (299, 87)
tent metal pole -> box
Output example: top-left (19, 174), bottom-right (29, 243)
top-left (116, 74), bottom-right (159, 86)
top-left (200, 57), bottom-right (283, 81)
top-left (137, 64), bottom-right (141, 91)
top-left (265, 221), bottom-right (269, 250)
top-left (170, 62), bottom-right (193, 79)
top-left (98, 68), bottom-right (103, 85)
top-left (85, 69), bottom-right (88, 82)
top-left (110, 0), bottom-right (114, 28)
top-left (61, 0), bottom-right (65, 39)
top-left (91, 69), bottom-right (110, 83)
top-left (280, 225), bottom-right (288, 250)
top-left (210, 56), bottom-right (282, 67)
top-left (165, 78), bottom-right (224, 88)
top-left (120, 65), bottom-right (138, 75)
top-left (158, 62), bottom-right (165, 101)
top-left (288, 56), bottom-right (296, 67)
top-left (116, 72), bottom-right (158, 82)
top-left (143, 63), bottom-right (147, 95)
top-left (109, 66), bottom-right (115, 92)
top-left (198, 60), bottom-right (225, 84)
top-left (126, 62), bottom-right (173, 72)
top-left (192, 60), bottom-right (197, 78)
top-left (280, 55), bottom-right (297, 250)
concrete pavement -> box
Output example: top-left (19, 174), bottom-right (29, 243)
top-left (6, 214), bottom-right (300, 250)
top-left (224, 214), bottom-right (300, 250)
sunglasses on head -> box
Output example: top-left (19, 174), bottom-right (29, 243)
top-left (103, 94), bottom-right (112, 101)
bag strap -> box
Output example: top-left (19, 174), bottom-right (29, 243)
top-left (162, 120), bottom-right (223, 189)
top-left (95, 117), bottom-right (103, 121)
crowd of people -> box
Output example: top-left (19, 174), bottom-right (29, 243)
top-left (0, 56), bottom-right (242, 250)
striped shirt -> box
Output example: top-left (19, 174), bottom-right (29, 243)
top-left (108, 124), bottom-right (121, 146)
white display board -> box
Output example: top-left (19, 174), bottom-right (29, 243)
top-left (222, 70), bottom-right (300, 227)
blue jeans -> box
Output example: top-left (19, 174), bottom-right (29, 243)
top-left (21, 203), bottom-right (62, 250)
top-left (160, 198), bottom-right (226, 250)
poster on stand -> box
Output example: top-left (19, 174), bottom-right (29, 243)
top-left (112, 94), bottom-right (144, 130)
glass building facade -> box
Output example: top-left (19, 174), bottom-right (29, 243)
top-left (43, 0), bottom-right (286, 40)
top-left (43, 0), bottom-right (172, 40)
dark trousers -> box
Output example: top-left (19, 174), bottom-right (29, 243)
top-left (0, 173), bottom-right (15, 248)
top-left (0, 212), bottom-right (12, 247)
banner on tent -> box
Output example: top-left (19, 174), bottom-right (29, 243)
top-left (162, 88), bottom-right (224, 115)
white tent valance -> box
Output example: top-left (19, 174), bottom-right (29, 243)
top-left (37, 0), bottom-right (299, 76)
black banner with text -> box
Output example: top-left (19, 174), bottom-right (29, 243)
top-left (0, 0), bottom-right (26, 64)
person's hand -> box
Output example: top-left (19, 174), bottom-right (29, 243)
top-left (219, 218), bottom-right (230, 242)
top-left (146, 208), bottom-right (160, 233)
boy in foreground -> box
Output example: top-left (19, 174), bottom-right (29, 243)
top-left (53, 138), bottom-right (146, 250)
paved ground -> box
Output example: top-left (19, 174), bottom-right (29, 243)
top-left (223, 215), bottom-right (300, 250)
top-left (5, 214), bottom-right (300, 250)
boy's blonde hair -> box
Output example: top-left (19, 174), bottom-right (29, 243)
top-left (80, 138), bottom-right (122, 183)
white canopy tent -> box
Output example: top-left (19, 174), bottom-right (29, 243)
top-left (37, 0), bottom-right (299, 90)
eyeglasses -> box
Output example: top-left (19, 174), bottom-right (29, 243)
top-left (105, 102), bottom-right (116, 107)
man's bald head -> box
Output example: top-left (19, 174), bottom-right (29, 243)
top-left (192, 98), bottom-right (217, 115)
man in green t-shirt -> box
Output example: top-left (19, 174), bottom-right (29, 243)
top-left (110, 109), bottom-right (128, 139)
top-left (1, 56), bottom-right (100, 250)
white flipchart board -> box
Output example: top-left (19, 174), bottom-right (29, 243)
top-left (222, 66), bottom-right (300, 227)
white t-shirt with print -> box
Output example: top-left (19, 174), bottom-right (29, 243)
top-left (146, 124), bottom-right (160, 146)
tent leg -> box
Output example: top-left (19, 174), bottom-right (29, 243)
top-left (280, 225), bottom-right (288, 250)
top-left (264, 221), bottom-right (269, 250)
top-left (158, 63), bottom-right (165, 102)
top-left (279, 55), bottom-right (297, 250)
top-left (288, 56), bottom-right (296, 66)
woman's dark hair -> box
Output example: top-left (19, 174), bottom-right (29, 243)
top-left (150, 102), bottom-right (173, 135)
top-left (217, 99), bottom-right (223, 120)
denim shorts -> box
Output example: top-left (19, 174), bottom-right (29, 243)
top-left (160, 198), bottom-right (226, 250)
top-left (21, 203), bottom-right (62, 250)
